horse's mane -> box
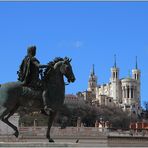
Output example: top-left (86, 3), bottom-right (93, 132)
top-left (43, 57), bottom-right (64, 80)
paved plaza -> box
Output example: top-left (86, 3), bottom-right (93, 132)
top-left (0, 138), bottom-right (107, 147)
top-left (0, 136), bottom-right (148, 147)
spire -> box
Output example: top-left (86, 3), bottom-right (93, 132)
top-left (114, 54), bottom-right (116, 68)
top-left (92, 64), bottom-right (95, 75)
top-left (91, 64), bottom-right (95, 75)
top-left (128, 69), bottom-right (131, 78)
top-left (135, 56), bottom-right (138, 69)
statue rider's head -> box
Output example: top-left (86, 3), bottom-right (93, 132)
top-left (27, 46), bottom-right (36, 57)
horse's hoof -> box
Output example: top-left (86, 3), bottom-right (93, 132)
top-left (49, 138), bottom-right (54, 143)
top-left (40, 109), bottom-right (48, 116)
top-left (76, 139), bottom-right (79, 143)
top-left (44, 107), bottom-right (54, 115)
top-left (13, 132), bottom-right (19, 138)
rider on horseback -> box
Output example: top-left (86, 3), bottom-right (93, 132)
top-left (17, 45), bottom-right (47, 89)
top-left (17, 46), bottom-right (51, 114)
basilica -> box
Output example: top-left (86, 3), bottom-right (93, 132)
top-left (81, 56), bottom-right (141, 114)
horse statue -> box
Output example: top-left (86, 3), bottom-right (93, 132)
top-left (0, 57), bottom-right (75, 142)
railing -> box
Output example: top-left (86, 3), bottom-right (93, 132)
top-left (107, 127), bottom-right (148, 137)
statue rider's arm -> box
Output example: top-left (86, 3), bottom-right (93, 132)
top-left (39, 65), bottom-right (48, 68)
top-left (32, 58), bottom-right (48, 68)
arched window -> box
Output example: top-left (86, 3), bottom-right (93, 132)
top-left (135, 74), bottom-right (136, 79)
top-left (113, 72), bottom-right (115, 78)
top-left (127, 86), bottom-right (129, 98)
top-left (137, 74), bottom-right (139, 80)
top-left (131, 88), bottom-right (133, 98)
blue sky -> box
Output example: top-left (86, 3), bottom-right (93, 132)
top-left (0, 2), bottom-right (148, 106)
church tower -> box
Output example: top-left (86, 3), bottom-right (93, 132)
top-left (88, 64), bottom-right (97, 94)
top-left (132, 56), bottom-right (141, 106)
top-left (110, 55), bottom-right (119, 81)
top-left (132, 56), bottom-right (140, 81)
top-left (110, 55), bottom-right (121, 103)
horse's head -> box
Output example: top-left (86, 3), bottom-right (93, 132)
top-left (53, 57), bottom-right (76, 83)
top-left (60, 57), bottom-right (76, 83)
top-left (44, 57), bottom-right (75, 84)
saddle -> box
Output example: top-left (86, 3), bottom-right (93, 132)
top-left (22, 79), bottom-right (45, 91)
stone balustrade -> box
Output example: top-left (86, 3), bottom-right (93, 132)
top-left (19, 127), bottom-right (107, 138)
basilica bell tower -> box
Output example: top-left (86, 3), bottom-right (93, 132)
top-left (88, 64), bottom-right (97, 95)
top-left (132, 56), bottom-right (141, 106)
top-left (110, 55), bottom-right (121, 103)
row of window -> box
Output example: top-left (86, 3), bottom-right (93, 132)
top-left (123, 87), bottom-right (135, 98)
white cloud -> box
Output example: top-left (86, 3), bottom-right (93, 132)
top-left (58, 40), bottom-right (83, 49)
top-left (74, 40), bottom-right (83, 48)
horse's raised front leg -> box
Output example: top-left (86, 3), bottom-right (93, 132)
top-left (1, 104), bottom-right (19, 137)
top-left (46, 111), bottom-right (57, 142)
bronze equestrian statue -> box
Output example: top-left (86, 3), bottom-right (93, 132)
top-left (0, 49), bottom-right (75, 142)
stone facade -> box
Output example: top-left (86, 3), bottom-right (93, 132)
top-left (64, 93), bottom-right (85, 107)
